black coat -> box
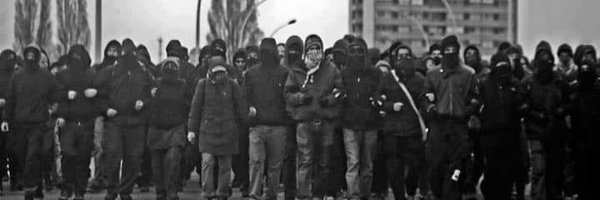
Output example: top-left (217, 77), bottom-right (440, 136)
top-left (55, 66), bottom-right (102, 121)
top-left (146, 78), bottom-right (191, 129)
top-left (340, 66), bottom-right (382, 130)
top-left (244, 63), bottom-right (293, 126)
top-left (379, 72), bottom-right (425, 136)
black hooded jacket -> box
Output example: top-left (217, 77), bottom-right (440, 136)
top-left (55, 45), bottom-right (102, 121)
top-left (147, 58), bottom-right (191, 129)
top-left (1, 50), bottom-right (17, 100)
top-left (244, 38), bottom-right (293, 126)
top-left (2, 46), bottom-right (64, 124)
top-left (93, 40), bottom-right (121, 73)
top-left (340, 38), bottom-right (382, 130)
top-left (464, 45), bottom-right (488, 76)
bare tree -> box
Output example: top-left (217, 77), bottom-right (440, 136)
top-left (206, 0), bottom-right (265, 61)
top-left (56, 0), bottom-right (91, 55)
top-left (37, 0), bottom-right (55, 59)
top-left (13, 0), bottom-right (39, 54)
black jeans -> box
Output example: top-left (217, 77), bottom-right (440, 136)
top-left (385, 134), bottom-right (425, 199)
top-left (282, 125), bottom-right (297, 200)
top-left (12, 123), bottom-right (51, 191)
top-left (103, 122), bottom-right (145, 196)
top-left (232, 124), bottom-right (249, 196)
top-left (60, 120), bottom-right (95, 195)
top-left (480, 130), bottom-right (519, 200)
top-left (429, 118), bottom-right (469, 200)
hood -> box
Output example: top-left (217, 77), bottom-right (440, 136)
top-left (103, 40), bottom-right (121, 63)
top-left (22, 46), bottom-right (41, 71)
top-left (490, 52), bottom-right (513, 83)
top-left (0, 49), bottom-right (17, 72)
top-left (159, 57), bottom-right (180, 79)
top-left (534, 40), bottom-right (554, 63)
top-left (136, 45), bottom-right (152, 64)
top-left (259, 37), bottom-right (279, 68)
top-left (121, 38), bottom-right (136, 55)
top-left (391, 44), bottom-right (414, 64)
top-left (210, 39), bottom-right (227, 59)
top-left (347, 37), bottom-right (369, 71)
top-left (463, 45), bottom-right (483, 73)
top-left (429, 43), bottom-right (442, 55)
top-left (332, 39), bottom-right (349, 66)
top-left (557, 43), bottom-right (573, 57)
top-left (497, 41), bottom-right (511, 53)
top-left (368, 48), bottom-right (380, 66)
top-left (304, 34), bottom-right (323, 53)
top-left (441, 35), bottom-right (460, 52)
top-left (67, 44), bottom-right (91, 70)
top-left (574, 45), bottom-right (585, 66)
top-left (387, 41), bottom-right (403, 60)
top-left (233, 49), bottom-right (247, 61)
top-left (343, 34), bottom-right (355, 43)
top-left (392, 45), bottom-right (416, 78)
top-left (284, 35), bottom-right (304, 67)
top-left (166, 40), bottom-right (182, 57)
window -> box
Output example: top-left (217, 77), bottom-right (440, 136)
top-left (399, 0), bottom-right (410, 5)
top-left (398, 26), bottom-right (411, 33)
top-left (391, 11), bottom-right (399, 19)
top-left (493, 14), bottom-right (500, 21)
top-left (469, 0), bottom-right (481, 4)
top-left (377, 11), bottom-right (385, 18)
top-left (482, 0), bottom-right (494, 4)
top-left (412, 0), bottom-right (424, 5)
top-left (464, 27), bottom-right (476, 34)
top-left (432, 12), bottom-right (447, 21)
top-left (422, 12), bottom-right (430, 19)
top-left (463, 13), bottom-right (470, 20)
top-left (493, 27), bottom-right (505, 34)
top-left (482, 41), bottom-right (493, 48)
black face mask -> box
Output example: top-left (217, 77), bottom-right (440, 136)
top-left (394, 59), bottom-right (413, 80)
top-left (288, 52), bottom-right (301, 64)
top-left (333, 52), bottom-right (347, 67)
top-left (121, 53), bottom-right (138, 69)
top-left (535, 60), bottom-right (555, 83)
top-left (578, 61), bottom-right (598, 89)
top-left (491, 63), bottom-right (512, 84)
top-left (347, 46), bottom-right (366, 70)
top-left (24, 59), bottom-right (39, 71)
top-left (261, 50), bottom-right (279, 67)
top-left (69, 58), bottom-right (88, 70)
top-left (442, 53), bottom-right (460, 69)
top-left (432, 57), bottom-right (442, 66)
top-left (247, 57), bottom-right (258, 68)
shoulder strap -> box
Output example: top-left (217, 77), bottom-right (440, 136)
top-left (391, 70), bottom-right (428, 136)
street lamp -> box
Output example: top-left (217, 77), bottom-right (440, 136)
top-left (270, 19), bottom-right (297, 37)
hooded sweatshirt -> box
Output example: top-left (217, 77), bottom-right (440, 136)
top-left (463, 45), bottom-right (489, 76)
top-left (284, 36), bottom-right (304, 69)
top-left (533, 40), bottom-right (556, 83)
top-left (244, 38), bottom-right (293, 126)
top-left (147, 58), bottom-right (191, 130)
top-left (332, 39), bottom-right (349, 69)
top-left (2, 46), bottom-right (63, 124)
top-left (340, 38), bottom-right (382, 130)
top-left (93, 40), bottom-right (121, 73)
top-left (285, 34), bottom-right (343, 121)
top-left (55, 45), bottom-right (102, 122)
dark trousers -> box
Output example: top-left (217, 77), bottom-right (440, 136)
top-left (529, 132), bottom-right (566, 200)
top-left (138, 126), bottom-right (153, 188)
top-left (283, 125), bottom-right (297, 200)
top-left (12, 123), bottom-right (51, 191)
top-left (103, 122), bottom-right (145, 196)
top-left (371, 130), bottom-right (388, 196)
top-left (578, 149), bottom-right (600, 200)
top-left (232, 124), bottom-right (249, 195)
top-left (429, 118), bottom-right (468, 200)
top-left (60, 121), bottom-right (94, 195)
top-left (5, 129), bottom-right (23, 189)
top-left (480, 130), bottom-right (519, 200)
top-left (1, 128), bottom-right (7, 180)
top-left (462, 129), bottom-right (483, 194)
top-left (328, 128), bottom-right (346, 197)
top-left (152, 146), bottom-right (182, 199)
top-left (181, 141), bottom-right (201, 182)
top-left (385, 134), bottom-right (424, 199)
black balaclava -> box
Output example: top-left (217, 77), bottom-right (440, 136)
top-left (497, 42), bottom-right (511, 54)
top-left (578, 45), bottom-right (598, 89)
top-left (233, 49), bottom-right (247, 71)
top-left (429, 43), bottom-right (442, 66)
top-left (120, 39), bottom-right (139, 70)
top-left (103, 40), bottom-right (122, 65)
top-left (441, 35), bottom-right (461, 70)
top-left (160, 58), bottom-right (180, 82)
top-left (464, 45), bottom-right (482, 73)
top-left (210, 39), bottom-right (227, 59)
top-left (0, 50), bottom-right (17, 73)
top-left (285, 36), bottom-right (303, 67)
top-left (347, 37), bottom-right (369, 71)
top-left (199, 45), bottom-right (211, 67)
top-left (393, 45), bottom-right (415, 80)
top-left (333, 39), bottom-right (349, 67)
top-left (490, 52), bottom-right (513, 85)
top-left (343, 34), bottom-right (355, 44)
top-left (166, 40), bottom-right (182, 57)
top-left (533, 40), bottom-right (555, 83)
top-left (121, 39), bottom-right (136, 55)
top-left (22, 46), bottom-right (41, 72)
top-left (259, 38), bottom-right (279, 68)
top-left (246, 45), bottom-right (260, 68)
top-left (368, 48), bottom-right (380, 66)
top-left (67, 44), bottom-right (91, 71)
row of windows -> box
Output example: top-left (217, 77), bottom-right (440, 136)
top-left (373, 10), bottom-right (507, 22)
top-left (365, 23), bottom-right (507, 35)
top-left (376, 38), bottom-right (503, 49)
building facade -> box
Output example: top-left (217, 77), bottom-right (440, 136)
top-left (350, 0), bottom-right (518, 56)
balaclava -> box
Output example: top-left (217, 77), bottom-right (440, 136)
top-left (103, 40), bottom-right (122, 65)
top-left (0, 50), bottom-right (17, 73)
top-left (490, 52), bottom-right (513, 85)
top-left (22, 46), bottom-right (41, 72)
top-left (246, 45), bottom-right (260, 68)
top-left (160, 58), bottom-right (180, 81)
top-left (67, 44), bottom-right (91, 71)
top-left (285, 36), bottom-right (303, 67)
top-left (332, 39), bottom-right (349, 67)
top-left (347, 37), bottom-right (369, 71)
top-left (259, 38), bottom-right (279, 68)
top-left (441, 35), bottom-right (461, 69)
top-left (533, 40), bottom-right (555, 83)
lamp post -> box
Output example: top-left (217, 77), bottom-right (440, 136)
top-left (270, 19), bottom-right (297, 37)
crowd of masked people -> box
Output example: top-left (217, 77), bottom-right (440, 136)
top-left (0, 33), bottom-right (599, 200)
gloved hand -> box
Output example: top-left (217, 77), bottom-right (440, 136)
top-left (68, 90), bottom-right (77, 100)
top-left (249, 107), bottom-right (257, 117)
top-left (187, 132), bottom-right (196, 143)
top-left (84, 88), bottom-right (98, 98)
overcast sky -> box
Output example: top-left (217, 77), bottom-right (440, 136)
top-left (1, 0), bottom-right (600, 62)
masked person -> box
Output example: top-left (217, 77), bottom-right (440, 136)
top-left (53, 45), bottom-right (98, 200)
top-left (230, 48), bottom-right (251, 197)
top-left (477, 53), bottom-right (522, 200)
top-left (246, 45), bottom-right (260, 69)
top-left (281, 35), bottom-right (303, 200)
top-left (378, 44), bottom-right (427, 200)
top-left (1, 46), bottom-right (63, 200)
top-left (146, 58), bottom-right (191, 200)
top-left (243, 38), bottom-right (293, 200)
top-left (93, 40), bottom-right (122, 73)
top-left (338, 37), bottom-right (382, 200)
top-left (278, 43), bottom-right (286, 65)
top-left (423, 35), bottom-right (479, 200)
top-left (95, 39), bottom-right (155, 200)
top-left (284, 34), bottom-right (343, 200)
top-left (0, 49), bottom-right (19, 194)
top-left (571, 45), bottom-right (600, 200)
top-left (188, 57), bottom-right (248, 200)
top-left (518, 41), bottom-right (571, 200)
top-left (332, 39), bottom-right (349, 70)
top-left (426, 44), bottom-right (443, 71)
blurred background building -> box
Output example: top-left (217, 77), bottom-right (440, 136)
top-left (350, 0), bottom-right (518, 56)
